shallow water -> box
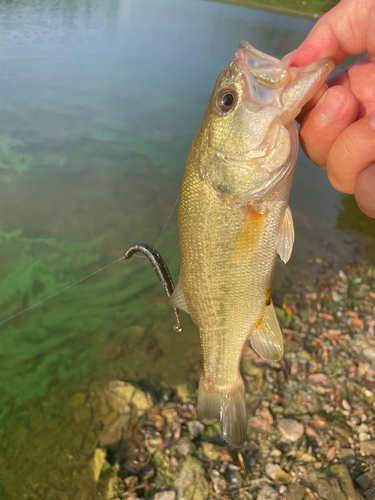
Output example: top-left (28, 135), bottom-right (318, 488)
top-left (0, 0), bottom-right (374, 497)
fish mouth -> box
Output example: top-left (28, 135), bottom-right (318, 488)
top-left (234, 41), bottom-right (334, 111)
top-left (235, 41), bottom-right (291, 105)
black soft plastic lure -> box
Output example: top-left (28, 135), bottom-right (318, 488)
top-left (124, 243), bottom-right (182, 332)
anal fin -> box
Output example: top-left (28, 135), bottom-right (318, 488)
top-left (276, 206), bottom-right (294, 264)
top-left (168, 277), bottom-right (189, 314)
top-left (250, 301), bottom-right (284, 361)
top-left (197, 376), bottom-right (247, 448)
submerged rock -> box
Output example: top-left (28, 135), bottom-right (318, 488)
top-left (108, 380), bottom-right (153, 411)
top-left (174, 456), bottom-right (209, 500)
top-left (89, 448), bottom-right (107, 482)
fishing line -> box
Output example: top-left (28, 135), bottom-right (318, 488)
top-left (133, 193), bottom-right (180, 258)
top-left (0, 192), bottom-right (180, 326)
top-left (0, 256), bottom-right (125, 327)
top-left (154, 194), bottom-right (180, 250)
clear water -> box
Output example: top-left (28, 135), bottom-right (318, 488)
top-left (0, 0), bottom-right (374, 498)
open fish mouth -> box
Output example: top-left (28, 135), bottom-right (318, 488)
top-left (235, 41), bottom-right (291, 106)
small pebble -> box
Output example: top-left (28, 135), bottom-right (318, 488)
top-left (265, 463), bottom-right (282, 480)
top-left (154, 492), bottom-right (176, 500)
top-left (277, 418), bottom-right (304, 442)
top-left (357, 423), bottom-right (369, 433)
top-left (338, 270), bottom-right (347, 281)
top-left (176, 436), bottom-right (196, 456)
top-left (187, 420), bottom-right (205, 438)
top-left (279, 485), bottom-right (287, 494)
top-left (270, 448), bottom-right (282, 457)
top-left (359, 432), bottom-right (371, 442)
top-left (363, 348), bottom-right (375, 362)
top-left (332, 290), bottom-right (342, 302)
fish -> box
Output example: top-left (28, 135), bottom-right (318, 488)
top-left (167, 42), bottom-right (334, 447)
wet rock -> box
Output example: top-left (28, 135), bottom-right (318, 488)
top-left (210, 470), bottom-right (227, 493)
top-left (363, 348), bottom-right (375, 362)
top-left (359, 440), bottom-right (375, 455)
top-left (154, 492), bottom-right (176, 500)
top-left (355, 472), bottom-right (373, 490)
top-left (89, 448), bottom-right (107, 482)
top-left (265, 463), bottom-right (282, 480)
top-left (108, 380), bottom-right (153, 411)
top-left (316, 477), bottom-right (344, 499)
top-left (278, 418), bottom-right (304, 442)
top-left (98, 414), bottom-right (130, 447)
top-left (187, 420), bottom-right (205, 438)
top-left (284, 390), bottom-right (321, 414)
top-left (174, 456), bottom-right (209, 500)
top-left (339, 448), bottom-right (355, 463)
top-left (200, 443), bottom-right (220, 461)
top-left (176, 436), bottom-right (196, 456)
top-left (326, 464), bottom-right (364, 500)
top-left (175, 383), bottom-right (195, 404)
top-left (286, 483), bottom-right (305, 500)
top-left (257, 484), bottom-right (279, 500)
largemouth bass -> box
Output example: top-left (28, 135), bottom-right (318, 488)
top-left (168, 42), bottom-right (334, 447)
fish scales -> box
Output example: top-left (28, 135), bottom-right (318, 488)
top-left (170, 41), bottom-right (334, 447)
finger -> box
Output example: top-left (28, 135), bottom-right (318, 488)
top-left (368, 0), bottom-right (375, 64)
top-left (285, 0), bottom-right (374, 67)
top-left (327, 112), bottom-right (375, 193)
top-left (299, 86), bottom-right (358, 168)
top-left (296, 82), bottom-right (328, 124)
top-left (355, 164), bottom-right (375, 218)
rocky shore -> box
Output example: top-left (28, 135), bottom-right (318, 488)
top-left (85, 261), bottom-right (375, 500)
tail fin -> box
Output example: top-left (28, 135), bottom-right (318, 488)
top-left (196, 376), bottom-right (247, 448)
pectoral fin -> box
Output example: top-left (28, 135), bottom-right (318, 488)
top-left (250, 301), bottom-right (283, 361)
top-left (276, 206), bottom-right (294, 264)
top-left (169, 277), bottom-right (190, 314)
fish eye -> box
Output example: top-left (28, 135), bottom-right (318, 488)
top-left (215, 89), bottom-right (237, 113)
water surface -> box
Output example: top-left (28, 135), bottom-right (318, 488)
top-left (0, 0), bottom-right (374, 498)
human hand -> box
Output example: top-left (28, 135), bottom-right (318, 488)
top-left (286, 0), bottom-right (375, 218)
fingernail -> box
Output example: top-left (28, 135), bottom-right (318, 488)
top-left (319, 89), bottom-right (346, 120)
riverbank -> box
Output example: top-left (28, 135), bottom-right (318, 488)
top-left (81, 260), bottom-right (375, 499)
top-left (205, 0), bottom-right (339, 18)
